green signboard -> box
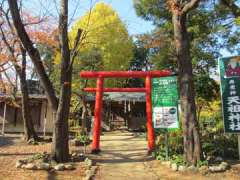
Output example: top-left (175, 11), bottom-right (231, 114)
top-left (152, 76), bottom-right (179, 129)
top-left (219, 56), bottom-right (240, 133)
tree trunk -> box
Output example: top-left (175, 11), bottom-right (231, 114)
top-left (52, 69), bottom-right (71, 162)
top-left (172, 12), bottom-right (201, 165)
top-left (0, 18), bottom-right (39, 141)
top-left (196, 104), bottom-right (203, 123)
top-left (8, 0), bottom-right (58, 112)
top-left (51, 0), bottom-right (71, 162)
top-left (81, 95), bottom-right (88, 130)
top-left (8, 0), bottom-right (72, 162)
top-left (81, 80), bottom-right (89, 130)
top-left (18, 48), bottom-right (39, 141)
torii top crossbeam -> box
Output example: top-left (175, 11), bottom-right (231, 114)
top-left (80, 70), bottom-right (171, 78)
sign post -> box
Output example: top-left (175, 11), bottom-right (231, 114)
top-left (152, 76), bottom-right (179, 130)
top-left (219, 56), bottom-right (240, 159)
top-left (152, 76), bottom-right (179, 159)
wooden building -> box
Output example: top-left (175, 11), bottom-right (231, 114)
top-left (86, 92), bottom-right (147, 131)
top-left (0, 92), bottom-right (147, 134)
top-left (0, 95), bottom-right (54, 134)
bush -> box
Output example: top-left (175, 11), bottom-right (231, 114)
top-left (155, 129), bottom-right (183, 161)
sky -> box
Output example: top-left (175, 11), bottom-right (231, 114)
top-left (70, 0), bottom-right (155, 35)
top-left (26, 0), bottom-right (155, 35)
top-left (15, 0), bottom-right (240, 60)
top-left (19, 0), bottom-right (155, 80)
top-left (25, 0), bottom-right (236, 57)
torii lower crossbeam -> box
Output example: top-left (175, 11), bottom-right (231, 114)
top-left (80, 70), bottom-right (171, 154)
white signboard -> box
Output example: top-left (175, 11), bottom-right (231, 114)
top-left (153, 106), bottom-right (178, 129)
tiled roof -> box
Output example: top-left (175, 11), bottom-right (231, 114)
top-left (86, 92), bottom-right (146, 102)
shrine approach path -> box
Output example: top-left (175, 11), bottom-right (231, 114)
top-left (91, 131), bottom-right (228, 180)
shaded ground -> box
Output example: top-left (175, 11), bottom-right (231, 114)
top-left (1, 132), bottom-right (240, 180)
top-left (92, 131), bottom-right (158, 180)
top-left (92, 131), bottom-right (240, 180)
top-left (0, 134), bottom-right (87, 180)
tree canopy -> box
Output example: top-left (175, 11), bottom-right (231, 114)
top-left (69, 2), bottom-right (133, 72)
top-left (52, 2), bottom-right (134, 89)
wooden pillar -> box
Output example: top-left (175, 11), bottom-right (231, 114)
top-left (145, 75), bottom-right (155, 153)
top-left (92, 77), bottom-right (104, 153)
top-left (2, 103), bottom-right (7, 135)
top-left (43, 101), bottom-right (48, 137)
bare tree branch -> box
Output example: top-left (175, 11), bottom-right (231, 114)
top-left (2, 67), bottom-right (15, 87)
top-left (23, 17), bottom-right (46, 26)
top-left (8, 0), bottom-right (58, 110)
top-left (69, 28), bottom-right (82, 69)
top-left (181, 0), bottom-right (201, 15)
top-left (221, 0), bottom-right (240, 18)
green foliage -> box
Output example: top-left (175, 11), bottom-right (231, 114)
top-left (155, 129), bottom-right (183, 160)
top-left (134, 0), bottom-right (240, 163)
top-left (37, 43), bottom-right (55, 76)
top-left (70, 2), bottom-right (133, 70)
top-left (202, 135), bottom-right (238, 159)
top-left (214, 2), bottom-right (240, 53)
top-left (235, 17), bottom-right (240, 25)
top-left (52, 2), bottom-right (134, 90)
top-left (200, 100), bottom-right (238, 159)
top-left (33, 153), bottom-right (43, 160)
top-left (155, 100), bottom-right (239, 162)
top-left (200, 100), bottom-right (223, 133)
top-left (134, 0), bottom-right (171, 25)
top-left (197, 159), bottom-right (209, 167)
top-left (69, 2), bottom-right (133, 89)
top-left (170, 155), bottom-right (187, 166)
top-left (129, 40), bottom-right (150, 71)
top-left (126, 40), bottom-right (149, 87)
top-left (72, 47), bottom-right (103, 91)
top-left (194, 74), bottom-right (220, 101)
top-left (76, 133), bottom-right (90, 144)
top-left (134, 1), bottom-right (222, 74)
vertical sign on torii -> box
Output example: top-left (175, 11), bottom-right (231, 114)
top-left (80, 71), bottom-right (172, 154)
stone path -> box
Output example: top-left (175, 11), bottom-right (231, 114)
top-left (92, 131), bottom-right (160, 180)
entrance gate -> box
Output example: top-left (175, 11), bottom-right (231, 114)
top-left (80, 71), bottom-right (171, 154)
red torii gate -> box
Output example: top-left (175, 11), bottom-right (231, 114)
top-left (80, 71), bottom-right (172, 154)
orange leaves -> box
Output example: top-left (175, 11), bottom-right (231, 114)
top-left (136, 30), bottom-right (173, 49)
top-left (166, 1), bottom-right (178, 11)
top-left (25, 17), bottom-right (58, 48)
top-left (1, 8), bottom-right (58, 61)
top-left (0, 81), bottom-right (15, 95)
top-left (21, 11), bottom-right (46, 25)
top-left (166, 0), bottom-right (184, 15)
top-left (0, 54), bottom-right (8, 62)
top-left (30, 30), bottom-right (58, 47)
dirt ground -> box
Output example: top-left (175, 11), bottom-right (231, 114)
top-left (0, 134), bottom-right (87, 180)
top-left (1, 131), bottom-right (240, 180)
